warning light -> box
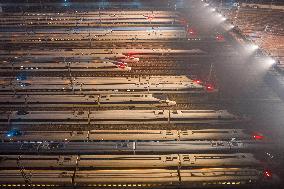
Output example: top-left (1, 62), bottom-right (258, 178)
top-left (216, 34), bottom-right (225, 41)
top-left (206, 84), bottom-right (214, 91)
top-left (187, 28), bottom-right (196, 35)
top-left (147, 15), bottom-right (154, 20)
top-left (252, 132), bottom-right (264, 140)
top-left (118, 63), bottom-right (126, 69)
top-left (194, 80), bottom-right (202, 84)
top-left (264, 170), bottom-right (272, 178)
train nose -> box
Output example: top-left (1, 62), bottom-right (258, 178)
top-left (167, 100), bottom-right (176, 106)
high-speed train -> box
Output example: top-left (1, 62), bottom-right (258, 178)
top-left (0, 10), bottom-right (181, 27)
top-left (0, 60), bottom-right (131, 72)
top-left (0, 153), bottom-right (264, 169)
top-left (0, 129), bottom-right (263, 142)
top-left (0, 76), bottom-right (212, 95)
top-left (0, 109), bottom-right (239, 126)
top-left (0, 166), bottom-right (278, 189)
top-left (0, 139), bottom-right (272, 155)
top-left (0, 94), bottom-right (176, 108)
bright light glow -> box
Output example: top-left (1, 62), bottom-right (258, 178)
top-left (228, 24), bottom-right (234, 29)
top-left (194, 80), bottom-right (202, 84)
top-left (206, 84), bottom-right (214, 91)
top-left (221, 17), bottom-right (227, 21)
top-left (252, 132), bottom-right (264, 140)
top-left (187, 28), bottom-right (196, 35)
top-left (118, 63), bottom-right (126, 69)
top-left (204, 3), bottom-right (209, 6)
top-left (251, 44), bottom-right (259, 50)
top-left (210, 8), bottom-right (216, 12)
top-left (245, 44), bottom-right (259, 52)
top-left (216, 34), bottom-right (225, 41)
top-left (264, 170), bottom-right (272, 178)
top-left (267, 58), bottom-right (276, 65)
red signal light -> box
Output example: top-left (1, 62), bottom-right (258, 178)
top-left (216, 34), bottom-right (225, 41)
top-left (118, 63), bottom-right (126, 69)
top-left (194, 80), bottom-right (202, 84)
top-left (187, 28), bottom-right (196, 35)
top-left (252, 132), bottom-right (264, 140)
top-left (147, 15), bottom-right (154, 20)
top-left (206, 84), bottom-right (214, 91)
top-left (264, 170), bottom-right (272, 178)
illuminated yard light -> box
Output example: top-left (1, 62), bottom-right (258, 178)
top-left (247, 44), bottom-right (259, 51)
top-left (251, 44), bottom-right (259, 50)
top-left (267, 58), bottom-right (276, 65)
top-left (228, 24), bottom-right (235, 29)
top-left (245, 43), bottom-right (259, 52)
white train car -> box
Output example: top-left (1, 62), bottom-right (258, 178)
top-left (0, 109), bottom-right (239, 126)
top-left (0, 153), bottom-right (261, 169)
top-left (0, 94), bottom-right (175, 108)
top-left (0, 76), bottom-right (206, 94)
top-left (0, 129), bottom-right (257, 142)
top-left (0, 61), bottom-right (131, 72)
top-left (241, 3), bottom-right (284, 10)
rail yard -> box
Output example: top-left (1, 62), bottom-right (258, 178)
top-left (0, 0), bottom-right (284, 188)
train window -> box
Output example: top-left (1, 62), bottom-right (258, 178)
top-left (183, 156), bottom-right (190, 161)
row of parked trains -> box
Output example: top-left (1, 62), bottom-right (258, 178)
top-left (0, 152), bottom-right (278, 188)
